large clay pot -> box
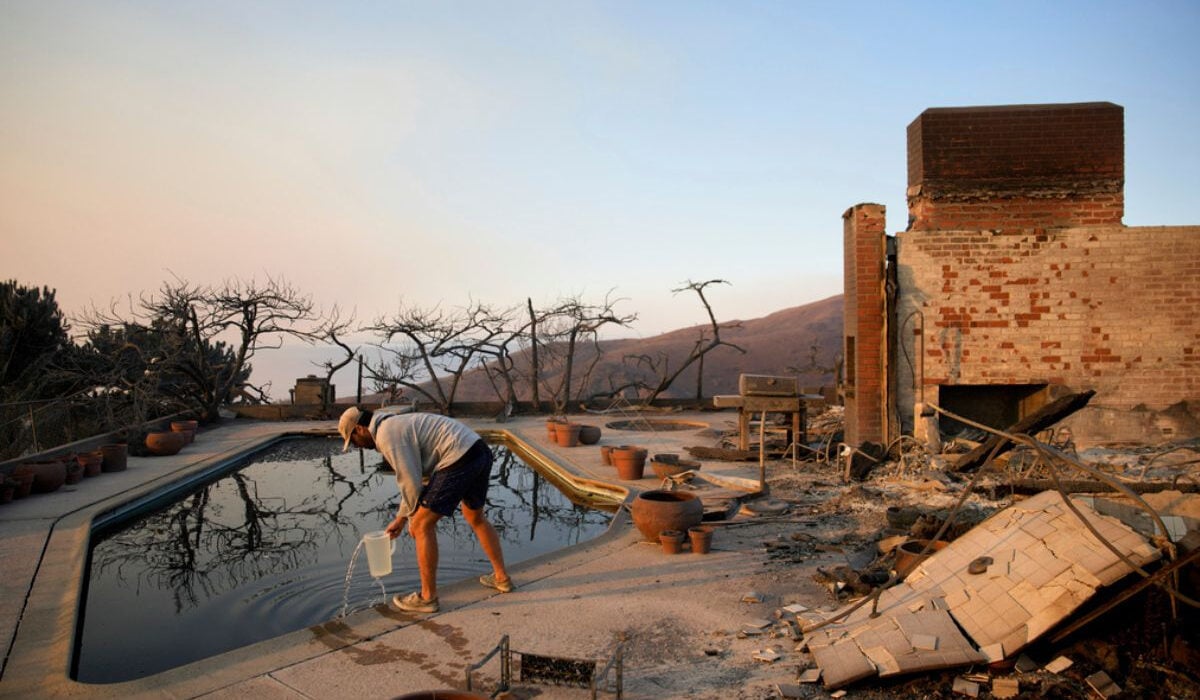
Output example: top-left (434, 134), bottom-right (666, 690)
top-left (100, 443), bottom-right (127, 472)
top-left (145, 431), bottom-right (186, 456)
top-left (553, 422), bottom-right (582, 447)
top-left (578, 425), bottom-right (602, 445)
top-left (610, 446), bottom-right (647, 480)
top-left (24, 460), bottom-right (66, 494)
top-left (630, 489), bottom-right (704, 542)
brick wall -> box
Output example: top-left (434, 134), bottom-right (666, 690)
top-left (894, 226), bottom-right (1200, 437)
top-left (907, 103), bottom-right (1124, 231)
top-left (843, 203), bottom-right (888, 445)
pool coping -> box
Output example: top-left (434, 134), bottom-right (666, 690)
top-left (0, 418), bottom-right (694, 699)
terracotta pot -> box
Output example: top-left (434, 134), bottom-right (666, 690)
top-left (659, 529), bottom-right (685, 555)
top-left (689, 525), bottom-right (714, 554)
top-left (553, 422), bottom-right (582, 447)
top-left (630, 490), bottom-right (704, 542)
top-left (894, 538), bottom-right (949, 579)
top-left (600, 445), bottom-right (613, 465)
top-left (650, 455), bottom-right (701, 479)
top-left (10, 467), bottom-right (35, 499)
top-left (24, 460), bottom-right (66, 494)
top-left (65, 461), bottom-right (84, 485)
top-left (77, 451), bottom-right (104, 477)
top-left (145, 431), bottom-right (187, 456)
top-left (100, 443), bottom-right (127, 472)
top-left (545, 419), bottom-right (564, 440)
top-left (171, 421), bottom-right (198, 445)
top-left (578, 425), bottom-right (602, 445)
top-left (611, 452), bottom-right (646, 480)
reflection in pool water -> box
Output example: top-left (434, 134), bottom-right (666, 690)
top-left (75, 437), bottom-right (612, 683)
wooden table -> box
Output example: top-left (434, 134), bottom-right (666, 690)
top-left (713, 394), bottom-right (824, 451)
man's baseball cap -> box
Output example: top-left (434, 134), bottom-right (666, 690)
top-left (338, 406), bottom-right (363, 452)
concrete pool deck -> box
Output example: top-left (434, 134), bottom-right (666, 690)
top-left (0, 411), bottom-right (826, 699)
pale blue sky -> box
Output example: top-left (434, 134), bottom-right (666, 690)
top-left (2, 1), bottom-right (1197, 396)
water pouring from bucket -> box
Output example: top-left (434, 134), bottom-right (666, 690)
top-left (340, 530), bottom-right (396, 618)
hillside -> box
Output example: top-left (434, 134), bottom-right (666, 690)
top-left (441, 294), bottom-right (843, 403)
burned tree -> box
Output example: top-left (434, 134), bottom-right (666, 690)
top-left (536, 291), bottom-right (636, 414)
top-left (366, 300), bottom-right (511, 415)
top-left (627, 279), bottom-right (745, 405)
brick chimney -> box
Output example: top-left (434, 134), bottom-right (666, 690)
top-left (907, 102), bottom-right (1124, 231)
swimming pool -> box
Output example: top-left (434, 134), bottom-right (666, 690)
top-left (74, 436), bottom-right (613, 683)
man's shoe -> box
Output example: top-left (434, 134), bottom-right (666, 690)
top-left (394, 591), bottom-right (439, 613)
top-left (480, 573), bottom-right (514, 593)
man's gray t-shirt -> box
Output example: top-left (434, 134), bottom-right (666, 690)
top-left (369, 412), bottom-right (481, 518)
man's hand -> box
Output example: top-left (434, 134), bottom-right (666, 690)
top-left (385, 514), bottom-right (408, 539)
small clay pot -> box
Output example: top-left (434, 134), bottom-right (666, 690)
top-left (545, 418), bottom-right (564, 440)
top-left (578, 425), bottom-right (602, 445)
top-left (659, 530), bottom-right (685, 555)
top-left (171, 421), bottom-right (197, 445)
top-left (394, 691), bottom-right (490, 700)
top-left (77, 451), bottom-right (104, 477)
top-left (688, 525), bottom-right (713, 554)
top-left (145, 431), bottom-right (187, 456)
top-left (100, 443), bottom-right (127, 472)
top-left (65, 462), bottom-right (84, 485)
top-left (600, 445), bottom-right (613, 465)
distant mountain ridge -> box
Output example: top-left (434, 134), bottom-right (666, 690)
top-left (442, 294), bottom-right (843, 403)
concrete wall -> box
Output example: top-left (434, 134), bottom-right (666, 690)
top-left (894, 224), bottom-right (1200, 445)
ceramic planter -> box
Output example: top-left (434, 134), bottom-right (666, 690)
top-left (688, 525), bottom-right (714, 554)
top-left (77, 451), bottom-right (103, 477)
top-left (578, 425), bottom-right (602, 445)
top-left (171, 420), bottom-right (198, 444)
top-left (630, 489), bottom-right (704, 542)
top-left (65, 461), bottom-right (84, 485)
top-left (100, 443), bottom-right (128, 472)
top-left (145, 431), bottom-right (186, 456)
top-left (894, 538), bottom-right (949, 580)
top-left (553, 422), bottom-right (582, 447)
top-left (610, 446), bottom-right (647, 480)
top-left (10, 468), bottom-right (34, 499)
top-left (600, 445), bottom-right (613, 465)
top-left (650, 454), bottom-right (701, 479)
top-left (23, 460), bottom-right (66, 494)
top-left (659, 530), bottom-right (685, 555)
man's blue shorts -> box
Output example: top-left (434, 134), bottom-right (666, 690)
top-left (418, 439), bottom-right (493, 517)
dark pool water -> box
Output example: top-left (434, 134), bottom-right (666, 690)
top-left (75, 437), bottom-right (612, 683)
